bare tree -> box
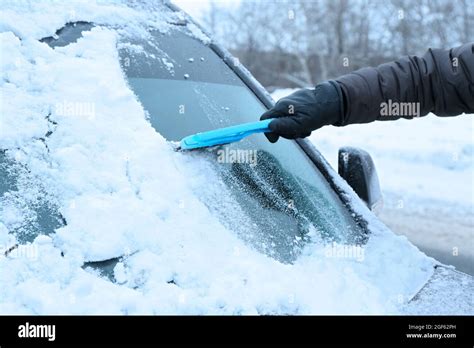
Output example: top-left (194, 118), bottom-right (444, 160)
top-left (201, 0), bottom-right (473, 89)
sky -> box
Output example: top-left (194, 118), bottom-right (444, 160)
top-left (171, 0), bottom-right (240, 21)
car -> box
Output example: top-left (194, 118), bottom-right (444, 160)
top-left (1, 1), bottom-right (472, 314)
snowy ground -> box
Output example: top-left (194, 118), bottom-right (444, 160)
top-left (0, 0), bottom-right (469, 315)
top-left (272, 89), bottom-right (474, 275)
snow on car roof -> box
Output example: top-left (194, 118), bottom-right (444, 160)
top-left (0, 0), bottom-right (440, 314)
top-left (0, 0), bottom-right (210, 43)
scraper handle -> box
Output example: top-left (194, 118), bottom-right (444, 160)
top-left (179, 119), bottom-right (272, 150)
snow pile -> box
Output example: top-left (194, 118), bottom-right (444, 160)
top-left (1, 1), bottom-right (436, 314)
top-left (1, 0), bottom-right (173, 40)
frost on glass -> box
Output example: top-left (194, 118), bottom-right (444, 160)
top-left (119, 28), bottom-right (365, 263)
top-left (0, 151), bottom-right (64, 243)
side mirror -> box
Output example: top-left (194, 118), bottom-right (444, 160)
top-left (338, 146), bottom-right (383, 213)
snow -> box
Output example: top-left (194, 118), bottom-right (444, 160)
top-left (315, 116), bottom-right (473, 208)
top-left (401, 266), bottom-right (473, 315)
top-left (271, 88), bottom-right (300, 102)
top-left (185, 22), bottom-right (211, 44)
top-left (1, 0), bottom-right (166, 40)
top-left (0, 0), bottom-right (453, 315)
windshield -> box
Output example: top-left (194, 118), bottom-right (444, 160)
top-left (0, 150), bottom-right (64, 243)
top-left (119, 27), bottom-right (364, 263)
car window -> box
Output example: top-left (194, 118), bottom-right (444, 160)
top-left (40, 21), bottom-right (95, 48)
top-left (119, 27), bottom-right (365, 263)
top-left (0, 150), bottom-right (64, 243)
top-left (0, 24), bottom-right (93, 246)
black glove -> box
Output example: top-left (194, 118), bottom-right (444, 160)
top-left (260, 81), bottom-right (344, 143)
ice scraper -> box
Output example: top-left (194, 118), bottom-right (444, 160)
top-left (177, 119), bottom-right (272, 150)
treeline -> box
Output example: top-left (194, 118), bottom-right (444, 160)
top-left (201, 0), bottom-right (473, 90)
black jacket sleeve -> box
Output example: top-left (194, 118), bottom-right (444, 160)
top-left (334, 43), bottom-right (474, 126)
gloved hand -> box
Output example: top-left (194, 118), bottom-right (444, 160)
top-left (260, 81), bottom-right (344, 143)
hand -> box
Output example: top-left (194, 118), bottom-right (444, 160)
top-left (260, 81), bottom-right (343, 143)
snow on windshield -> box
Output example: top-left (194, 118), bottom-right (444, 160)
top-left (0, 0), bottom-right (435, 314)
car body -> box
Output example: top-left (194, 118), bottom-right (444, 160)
top-left (0, 1), bottom-right (472, 314)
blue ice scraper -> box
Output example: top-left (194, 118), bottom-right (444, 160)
top-left (178, 119), bottom-right (272, 150)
